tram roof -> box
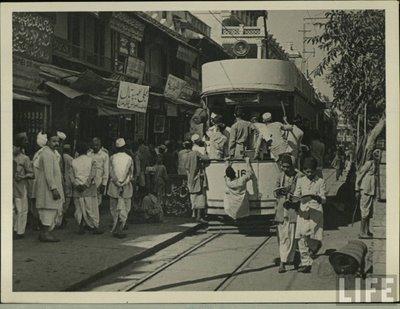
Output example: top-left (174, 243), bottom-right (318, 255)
top-left (201, 59), bottom-right (319, 104)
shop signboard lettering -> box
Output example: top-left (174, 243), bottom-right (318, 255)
top-left (117, 81), bottom-right (149, 113)
top-left (13, 13), bottom-right (54, 63)
top-left (164, 74), bottom-right (187, 99)
top-left (125, 56), bottom-right (145, 84)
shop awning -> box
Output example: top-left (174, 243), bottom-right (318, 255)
top-left (13, 92), bottom-right (51, 105)
top-left (165, 96), bottom-right (201, 108)
top-left (44, 81), bottom-right (85, 99)
top-left (90, 94), bottom-right (137, 116)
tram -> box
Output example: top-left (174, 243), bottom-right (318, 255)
top-left (200, 59), bottom-right (324, 217)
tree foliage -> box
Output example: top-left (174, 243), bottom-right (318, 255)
top-left (308, 10), bottom-right (385, 129)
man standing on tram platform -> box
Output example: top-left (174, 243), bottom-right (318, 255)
top-left (229, 106), bottom-right (258, 159)
top-left (250, 113), bottom-right (268, 159)
top-left (254, 112), bottom-right (294, 162)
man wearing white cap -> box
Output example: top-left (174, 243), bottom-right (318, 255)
top-left (254, 113), bottom-right (293, 161)
top-left (54, 131), bottom-right (67, 228)
top-left (28, 131), bottom-right (48, 231)
top-left (55, 131), bottom-right (67, 165)
top-left (35, 130), bottom-right (65, 242)
top-left (107, 138), bottom-right (134, 238)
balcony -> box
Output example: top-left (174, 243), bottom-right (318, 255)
top-left (221, 26), bottom-right (263, 37)
top-left (53, 35), bottom-right (113, 72)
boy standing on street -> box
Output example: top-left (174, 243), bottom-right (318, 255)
top-left (274, 155), bottom-right (301, 273)
top-left (294, 157), bottom-right (326, 273)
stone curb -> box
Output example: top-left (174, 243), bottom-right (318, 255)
top-left (64, 222), bottom-right (204, 291)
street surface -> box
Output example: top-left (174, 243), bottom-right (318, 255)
top-left (82, 168), bottom-right (373, 292)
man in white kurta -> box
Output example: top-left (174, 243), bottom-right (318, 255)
top-left (224, 157), bottom-right (254, 220)
top-left (255, 113), bottom-right (293, 161)
top-left (70, 142), bottom-right (102, 234)
top-left (294, 157), bottom-right (326, 273)
top-left (35, 132), bottom-right (65, 242)
top-left (88, 137), bottom-right (109, 207)
top-left (208, 124), bottom-right (228, 160)
top-left (13, 143), bottom-right (34, 238)
top-left (107, 138), bottom-right (134, 238)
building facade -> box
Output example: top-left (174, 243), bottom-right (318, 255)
top-left (193, 10), bottom-right (288, 60)
top-left (12, 11), bottom-right (231, 155)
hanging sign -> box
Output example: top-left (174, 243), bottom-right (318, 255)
top-left (177, 45), bottom-right (197, 65)
top-left (125, 56), bottom-right (145, 84)
top-left (117, 81), bottom-right (149, 113)
top-left (164, 74), bottom-right (187, 99)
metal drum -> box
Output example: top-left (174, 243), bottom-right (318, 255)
top-left (329, 240), bottom-right (368, 275)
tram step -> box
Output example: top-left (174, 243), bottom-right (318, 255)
top-left (207, 225), bottom-right (239, 231)
top-left (207, 229), bottom-right (241, 234)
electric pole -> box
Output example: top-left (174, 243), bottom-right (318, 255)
top-left (300, 17), bottom-right (327, 77)
top-left (298, 20), bottom-right (315, 77)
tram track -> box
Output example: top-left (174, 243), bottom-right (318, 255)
top-left (123, 233), bottom-right (221, 291)
top-left (214, 235), bottom-right (272, 291)
top-left (81, 230), bottom-right (274, 292)
top-left (121, 232), bottom-right (273, 292)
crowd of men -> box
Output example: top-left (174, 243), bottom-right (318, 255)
top-left (13, 106), bottom-right (379, 275)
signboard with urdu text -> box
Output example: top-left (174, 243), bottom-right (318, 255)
top-left (164, 74), bottom-right (187, 99)
top-left (117, 81), bottom-right (149, 113)
top-left (125, 56), bottom-right (145, 84)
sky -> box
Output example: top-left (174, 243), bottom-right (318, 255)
top-left (192, 10), bottom-right (333, 100)
top-left (267, 10), bottom-right (333, 100)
